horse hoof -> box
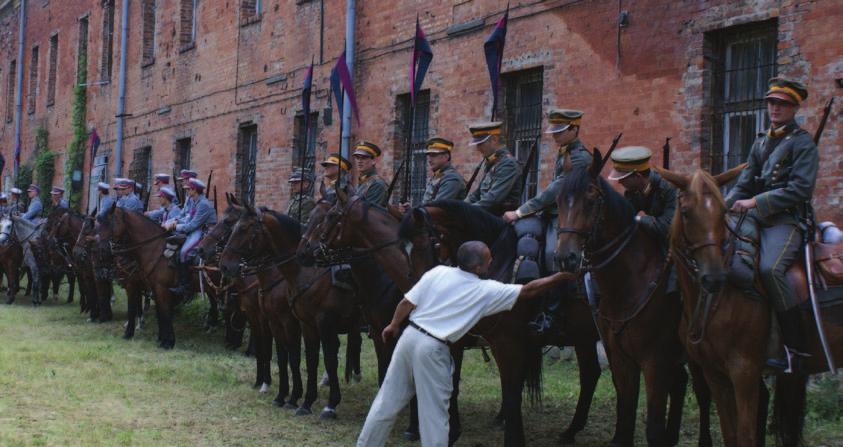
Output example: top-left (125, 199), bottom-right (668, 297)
top-left (122, 333), bottom-right (133, 340)
top-left (294, 407), bottom-right (312, 417)
top-left (559, 430), bottom-right (576, 446)
top-left (402, 431), bottom-right (420, 441)
top-left (282, 402), bottom-right (298, 410)
top-left (319, 407), bottom-right (337, 420)
top-left (259, 383), bottom-right (270, 394)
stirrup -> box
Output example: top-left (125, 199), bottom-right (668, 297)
top-left (767, 346), bottom-right (809, 374)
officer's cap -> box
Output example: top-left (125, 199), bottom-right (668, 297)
top-left (468, 121), bottom-right (502, 146)
top-left (50, 186), bottom-right (65, 195)
top-left (97, 182), bottom-right (110, 191)
top-left (608, 146), bottom-right (653, 181)
top-left (27, 184), bottom-right (40, 193)
top-left (765, 77), bottom-right (808, 105)
top-left (159, 187), bottom-right (176, 200)
top-left (425, 137), bottom-right (454, 155)
top-left (321, 153), bottom-right (351, 171)
top-left (187, 178), bottom-right (206, 192)
top-left (179, 169), bottom-right (199, 180)
top-left (288, 168), bottom-right (314, 183)
top-left (154, 173), bottom-right (170, 185)
top-left (352, 141), bottom-right (382, 158)
top-left (10, 187), bottom-right (22, 195)
top-left (545, 109), bottom-right (584, 134)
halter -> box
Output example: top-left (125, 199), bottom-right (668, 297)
top-left (223, 209), bottom-right (299, 276)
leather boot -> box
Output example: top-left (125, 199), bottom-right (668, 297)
top-left (168, 261), bottom-right (194, 297)
top-left (767, 308), bottom-right (808, 374)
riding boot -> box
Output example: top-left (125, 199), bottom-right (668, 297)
top-left (168, 261), bottom-right (194, 297)
top-left (767, 308), bottom-right (809, 374)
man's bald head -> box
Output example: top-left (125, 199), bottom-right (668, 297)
top-left (457, 241), bottom-right (492, 276)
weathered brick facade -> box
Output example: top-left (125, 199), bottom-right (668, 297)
top-left (1, 0), bottom-right (841, 221)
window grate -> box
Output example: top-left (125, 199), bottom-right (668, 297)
top-left (176, 138), bottom-right (192, 173)
top-left (77, 16), bottom-right (88, 85)
top-left (129, 147), bottom-right (152, 192)
top-left (101, 0), bottom-right (114, 81)
top-left (179, 0), bottom-right (197, 48)
top-left (28, 46), bottom-right (39, 114)
top-left (395, 90), bottom-right (431, 205)
top-left (292, 112), bottom-right (318, 174)
top-left (141, 0), bottom-right (156, 66)
top-left (5, 60), bottom-right (14, 123)
top-left (238, 125), bottom-right (258, 206)
top-left (503, 67), bottom-right (543, 201)
top-left (47, 34), bottom-right (58, 107)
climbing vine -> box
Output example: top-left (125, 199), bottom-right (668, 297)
top-left (34, 126), bottom-right (56, 211)
top-left (65, 52), bottom-right (88, 210)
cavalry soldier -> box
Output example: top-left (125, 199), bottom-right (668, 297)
top-left (165, 178), bottom-right (216, 296)
top-left (153, 173), bottom-right (171, 189)
top-left (22, 185), bottom-right (43, 221)
top-left (177, 169), bottom-right (198, 209)
top-left (320, 153), bottom-right (351, 200)
top-left (0, 194), bottom-right (9, 215)
top-left (113, 179), bottom-right (144, 213)
top-left (50, 186), bottom-right (69, 209)
top-left (145, 187), bottom-right (181, 224)
top-left (726, 77), bottom-right (818, 373)
top-left (397, 137), bottom-right (467, 214)
top-left (352, 141), bottom-right (388, 207)
top-left (96, 182), bottom-right (113, 217)
top-left (465, 121), bottom-right (521, 216)
top-left (9, 187), bottom-right (24, 215)
top-left (287, 168), bottom-right (316, 226)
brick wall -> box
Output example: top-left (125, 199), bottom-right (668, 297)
top-left (0, 0), bottom-right (841, 222)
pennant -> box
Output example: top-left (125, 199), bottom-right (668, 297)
top-left (409, 17), bottom-right (433, 106)
top-left (484, 6), bottom-right (509, 114)
top-left (333, 50), bottom-right (360, 126)
top-left (330, 64), bottom-right (343, 124)
top-left (301, 60), bottom-right (313, 119)
top-left (89, 128), bottom-right (100, 165)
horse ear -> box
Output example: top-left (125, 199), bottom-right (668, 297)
top-left (90, 207), bottom-right (97, 217)
top-left (654, 167), bottom-right (690, 190)
top-left (589, 148), bottom-right (604, 178)
top-left (225, 192), bottom-right (232, 206)
top-left (336, 183), bottom-right (348, 205)
top-left (712, 162), bottom-right (746, 187)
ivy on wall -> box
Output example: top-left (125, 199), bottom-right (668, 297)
top-left (64, 52), bottom-right (87, 210)
top-left (33, 126), bottom-right (56, 212)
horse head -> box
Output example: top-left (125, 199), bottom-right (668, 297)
top-left (657, 164), bottom-right (745, 294)
top-left (219, 203), bottom-right (271, 278)
top-left (0, 216), bottom-right (13, 246)
top-left (196, 192), bottom-right (243, 260)
top-left (95, 202), bottom-right (124, 243)
top-left (296, 186), bottom-right (361, 265)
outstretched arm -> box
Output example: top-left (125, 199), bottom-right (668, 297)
top-left (518, 271), bottom-right (576, 300)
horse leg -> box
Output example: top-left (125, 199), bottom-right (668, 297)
top-left (490, 342), bottom-right (527, 447)
top-left (297, 325), bottom-right (321, 416)
top-left (641, 360), bottom-right (672, 446)
top-left (156, 292), bottom-right (176, 349)
top-left (98, 280), bottom-right (113, 322)
top-left (664, 363), bottom-right (689, 445)
top-left (318, 316), bottom-right (342, 419)
top-left (285, 320), bottom-right (304, 409)
top-left (758, 379), bottom-right (769, 447)
top-left (66, 272), bottom-right (76, 303)
top-left (345, 311), bottom-right (363, 382)
top-left (205, 292), bottom-right (219, 331)
top-left (273, 337), bottom-right (291, 407)
top-left (560, 340), bottom-right (602, 445)
top-left (705, 370), bottom-right (739, 447)
top-left (448, 346), bottom-right (465, 445)
top-left (731, 369), bottom-right (761, 447)
top-left (688, 362), bottom-right (713, 447)
top-left (607, 351), bottom-right (641, 447)
top-left (123, 287), bottom-right (141, 339)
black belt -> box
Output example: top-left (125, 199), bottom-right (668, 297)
top-left (409, 321), bottom-right (450, 346)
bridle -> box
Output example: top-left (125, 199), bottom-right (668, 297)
top-left (222, 209), bottom-right (298, 277)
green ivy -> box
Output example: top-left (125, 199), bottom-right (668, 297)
top-left (15, 163), bottom-right (33, 196)
top-left (33, 126), bottom-right (55, 211)
top-left (65, 52), bottom-right (87, 210)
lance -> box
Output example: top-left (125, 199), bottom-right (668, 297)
top-left (662, 137), bottom-right (671, 170)
top-left (213, 185), bottom-right (218, 214)
top-left (814, 97), bottom-right (835, 145)
top-left (387, 158), bottom-right (406, 200)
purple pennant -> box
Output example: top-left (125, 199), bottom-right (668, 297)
top-left (301, 61), bottom-right (313, 119)
top-left (89, 128), bottom-right (101, 165)
top-left (333, 50), bottom-right (361, 126)
top-left (484, 6), bottom-right (509, 114)
top-left (410, 17), bottom-right (433, 106)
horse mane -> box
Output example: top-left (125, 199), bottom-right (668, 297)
top-left (669, 170), bottom-right (726, 245)
top-left (560, 167), bottom-right (636, 227)
top-left (260, 207), bottom-right (302, 240)
top-left (424, 199), bottom-right (507, 246)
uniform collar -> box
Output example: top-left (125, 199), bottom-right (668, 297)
top-left (359, 166), bottom-right (377, 181)
top-left (767, 120), bottom-right (798, 138)
top-left (558, 138), bottom-right (581, 155)
top-left (485, 148), bottom-right (508, 164)
top-left (433, 163), bottom-right (452, 178)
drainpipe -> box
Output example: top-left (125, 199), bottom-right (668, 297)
top-left (12, 0), bottom-right (26, 179)
top-left (340, 0), bottom-right (355, 159)
top-left (113, 0), bottom-right (130, 177)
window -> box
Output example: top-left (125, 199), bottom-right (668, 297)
top-left (175, 137), bottom-right (192, 173)
top-left (141, 0), bottom-right (156, 66)
top-left (394, 90), bottom-right (431, 205)
top-left (5, 60), bottom-right (14, 123)
top-left (237, 124), bottom-right (258, 206)
top-left (101, 0), bottom-right (114, 81)
top-left (241, 0), bottom-right (261, 25)
top-left (47, 34), bottom-right (58, 107)
top-left (77, 16), bottom-right (89, 84)
top-left (502, 67), bottom-right (543, 200)
top-left (27, 46), bottom-right (39, 114)
top-left (707, 20), bottom-right (777, 174)
top-left (129, 146), bottom-right (152, 193)
top-left (179, 0), bottom-right (197, 49)
top-left (292, 112), bottom-right (318, 173)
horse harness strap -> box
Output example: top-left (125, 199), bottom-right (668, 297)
top-left (111, 231), bottom-right (169, 255)
top-left (586, 221), bottom-right (640, 271)
top-left (598, 254), bottom-right (672, 336)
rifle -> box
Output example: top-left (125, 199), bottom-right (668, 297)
top-left (172, 167), bottom-right (184, 205)
top-left (662, 137), bottom-right (671, 170)
top-left (206, 169), bottom-right (214, 194)
top-left (596, 133), bottom-right (624, 173)
top-left (213, 185), bottom-right (218, 214)
top-left (814, 97), bottom-right (835, 145)
top-left (464, 160), bottom-right (485, 196)
top-left (518, 135), bottom-right (541, 196)
top-left (143, 184), bottom-right (151, 212)
top-left (387, 159), bottom-right (406, 201)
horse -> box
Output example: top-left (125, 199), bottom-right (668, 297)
top-left (298, 192), bottom-right (546, 446)
top-left (657, 166), bottom-right (843, 446)
top-left (96, 203), bottom-right (223, 349)
top-left (220, 203), bottom-right (364, 419)
top-left (0, 217), bottom-right (23, 304)
top-left (1, 215), bottom-right (44, 306)
top-left (44, 208), bottom-right (104, 317)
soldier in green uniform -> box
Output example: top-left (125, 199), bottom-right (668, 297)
top-left (287, 168), bottom-right (316, 226)
top-left (352, 141), bottom-right (388, 207)
top-left (465, 122), bottom-right (521, 216)
top-left (399, 137), bottom-right (466, 214)
top-left (726, 77), bottom-right (818, 373)
top-left (320, 153), bottom-right (351, 200)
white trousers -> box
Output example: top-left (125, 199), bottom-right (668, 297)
top-left (357, 326), bottom-right (454, 447)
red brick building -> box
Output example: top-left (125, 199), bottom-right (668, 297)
top-left (1, 0), bottom-right (841, 221)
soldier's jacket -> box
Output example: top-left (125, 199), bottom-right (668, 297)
top-left (287, 193), bottom-right (317, 226)
top-left (116, 193), bottom-right (144, 213)
top-left (53, 198), bottom-right (69, 210)
top-left (422, 163), bottom-right (466, 203)
top-left (726, 120), bottom-right (819, 225)
top-left (357, 167), bottom-right (388, 207)
top-left (148, 203), bottom-right (182, 224)
top-left (624, 171), bottom-right (676, 247)
top-left (517, 139), bottom-right (592, 217)
top-left (97, 195), bottom-right (115, 218)
top-left (176, 194), bottom-right (216, 233)
top-left (321, 176), bottom-right (348, 201)
top-left (467, 148), bottom-right (521, 215)
top-left (7, 200), bottom-right (23, 216)
top-left (22, 197), bottom-right (43, 221)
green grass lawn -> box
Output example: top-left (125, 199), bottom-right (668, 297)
top-left (0, 285), bottom-right (840, 446)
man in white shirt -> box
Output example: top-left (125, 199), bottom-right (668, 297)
top-left (357, 241), bottom-right (573, 447)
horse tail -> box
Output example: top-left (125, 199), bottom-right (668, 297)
top-left (772, 373), bottom-right (807, 446)
top-left (523, 341), bottom-right (543, 405)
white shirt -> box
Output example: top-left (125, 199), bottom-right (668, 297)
top-left (405, 265), bottom-right (523, 343)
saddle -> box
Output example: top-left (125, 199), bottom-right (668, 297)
top-left (164, 233), bottom-right (187, 260)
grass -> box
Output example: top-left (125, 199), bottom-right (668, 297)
top-left (0, 285), bottom-right (840, 446)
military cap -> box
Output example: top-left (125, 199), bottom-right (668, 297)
top-left (352, 141), bottom-right (382, 158)
top-left (135, 182), bottom-right (143, 190)
top-left (27, 184), bottom-right (40, 193)
top-left (288, 168), bottom-right (314, 183)
top-left (765, 77), bottom-right (808, 105)
top-left (608, 146), bottom-right (653, 181)
top-left (468, 121), bottom-right (503, 146)
top-left (179, 169), bottom-right (199, 180)
top-left (187, 178), bottom-right (206, 191)
top-left (112, 178), bottom-right (131, 189)
top-left (158, 186), bottom-right (176, 200)
top-left (153, 173), bottom-right (170, 185)
top-left (0, 193), bottom-right (7, 202)
top-left (50, 186), bottom-right (65, 195)
top-left (97, 182), bottom-right (110, 191)
top-left (545, 109), bottom-right (584, 134)
top-left (425, 137), bottom-right (454, 155)
top-left (10, 187), bottom-right (22, 195)
top-left (321, 153), bottom-right (351, 171)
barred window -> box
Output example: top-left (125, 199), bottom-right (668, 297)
top-left (502, 67), bottom-right (543, 200)
top-left (292, 112), bottom-right (318, 173)
top-left (176, 138), bottom-right (192, 173)
top-left (5, 60), bottom-right (15, 123)
top-left (237, 124), bottom-right (258, 206)
top-left (27, 46), bottom-right (39, 114)
top-left (395, 90), bottom-right (430, 205)
top-left (77, 16), bottom-right (89, 84)
top-left (180, 0), bottom-right (198, 49)
top-left (141, 0), bottom-right (156, 67)
top-left (129, 146), bottom-right (152, 193)
top-left (241, 0), bottom-right (262, 26)
top-left (47, 34), bottom-right (59, 107)
top-left (101, 0), bottom-right (115, 81)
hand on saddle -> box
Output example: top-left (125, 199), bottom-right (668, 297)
top-left (398, 202), bottom-right (410, 214)
top-left (503, 211), bottom-right (519, 224)
top-left (162, 221), bottom-right (177, 232)
top-left (730, 198), bottom-right (757, 213)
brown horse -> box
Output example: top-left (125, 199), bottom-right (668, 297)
top-left (657, 166), bottom-right (843, 446)
top-left (554, 150), bottom-right (708, 446)
top-left (0, 216), bottom-right (23, 304)
top-left (298, 193), bottom-right (548, 446)
top-left (220, 204), bottom-right (363, 419)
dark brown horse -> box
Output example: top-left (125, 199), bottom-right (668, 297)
top-left (0, 216), bottom-right (23, 304)
top-left (554, 150), bottom-right (708, 446)
top-left (220, 204), bottom-right (363, 419)
top-left (657, 166), bottom-right (843, 446)
top-left (298, 193), bottom-right (547, 446)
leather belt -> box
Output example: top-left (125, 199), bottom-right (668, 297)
top-left (409, 321), bottom-right (450, 346)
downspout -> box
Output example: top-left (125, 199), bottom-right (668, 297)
top-left (340, 0), bottom-right (355, 159)
top-left (12, 0), bottom-right (26, 179)
top-left (114, 0), bottom-right (130, 177)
